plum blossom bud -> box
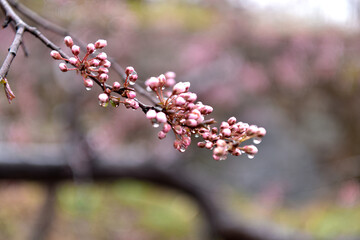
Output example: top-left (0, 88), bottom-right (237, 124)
top-left (99, 73), bottom-right (109, 82)
top-left (59, 63), bottom-right (68, 72)
top-left (227, 117), bottom-right (237, 125)
top-left (156, 112), bottom-right (167, 123)
top-left (165, 78), bottom-right (176, 87)
top-left (213, 147), bottom-right (226, 157)
top-left (221, 128), bottom-right (232, 137)
top-left (243, 145), bottom-right (258, 155)
top-left (125, 66), bottom-right (135, 75)
top-left (165, 71), bottom-right (176, 79)
top-left (172, 82), bottom-right (190, 95)
top-left (90, 59), bottom-right (100, 67)
top-left (158, 131), bottom-right (166, 139)
top-left (129, 74), bottom-right (138, 83)
top-left (98, 67), bottom-right (109, 74)
top-left (84, 78), bottom-right (93, 89)
top-left (69, 57), bottom-right (78, 65)
top-left (220, 122), bottom-right (230, 129)
top-left (50, 50), bottom-right (62, 60)
top-left (146, 109), bottom-right (157, 119)
top-left (103, 60), bottom-right (111, 68)
top-left (158, 74), bottom-right (166, 85)
top-left (95, 39), bottom-right (107, 49)
top-left (256, 127), bottom-right (266, 137)
top-left (71, 45), bottom-right (80, 55)
top-left (145, 77), bottom-right (159, 90)
top-left (64, 36), bottom-right (73, 47)
top-left (205, 141), bottom-right (213, 149)
top-left (216, 139), bottom-right (227, 147)
top-left (186, 119), bottom-right (198, 127)
top-left (127, 91), bottom-right (136, 99)
top-left (197, 142), bottom-right (206, 148)
top-left (98, 93), bottom-right (109, 107)
top-left (111, 82), bottom-right (121, 91)
top-left (246, 125), bottom-right (258, 136)
top-left (162, 123), bottom-right (171, 133)
top-left (87, 43), bottom-right (95, 54)
top-left (97, 52), bottom-right (107, 61)
top-left (175, 96), bottom-right (186, 106)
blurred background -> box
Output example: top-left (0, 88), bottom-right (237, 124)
top-left (1, 0), bottom-right (360, 239)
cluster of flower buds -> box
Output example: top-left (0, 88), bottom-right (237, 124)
top-left (51, 37), bottom-right (266, 160)
top-left (145, 74), bottom-right (214, 152)
top-left (197, 117), bottom-right (266, 160)
top-left (51, 36), bottom-right (110, 91)
top-left (144, 73), bottom-right (266, 160)
top-left (51, 36), bottom-right (139, 110)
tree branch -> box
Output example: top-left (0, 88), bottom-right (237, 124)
top-left (0, 147), bottom-right (311, 240)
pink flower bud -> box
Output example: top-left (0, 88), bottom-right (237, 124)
top-left (50, 50), bottom-right (62, 60)
top-left (69, 57), bottom-right (78, 65)
top-left (102, 60), bottom-right (111, 68)
top-left (145, 77), bottom-right (159, 90)
top-left (172, 82), bottom-right (190, 95)
top-left (98, 93), bottom-right (109, 103)
top-left (86, 44), bottom-right (95, 54)
top-left (216, 139), bottom-right (227, 147)
top-left (186, 119), bottom-right (198, 127)
top-left (256, 127), bottom-right (266, 137)
top-left (173, 125), bottom-right (183, 135)
top-left (97, 52), bottom-right (107, 61)
top-left (125, 66), bottom-right (135, 75)
top-left (129, 74), bottom-right (138, 82)
top-left (213, 146), bottom-right (226, 157)
top-left (220, 122), bottom-right (230, 129)
top-left (227, 117), bottom-right (237, 125)
top-left (221, 128), bottom-right (232, 137)
top-left (165, 71), bottom-right (176, 79)
top-left (127, 91), bottom-right (136, 99)
top-left (232, 148), bottom-right (242, 156)
top-left (197, 142), bottom-right (206, 148)
top-left (98, 67), bottom-right (109, 74)
top-left (99, 73), bottom-right (109, 82)
top-left (175, 96), bottom-right (186, 106)
top-left (90, 59), bottom-right (100, 67)
top-left (165, 78), bottom-right (176, 87)
top-left (158, 131), bottom-right (166, 139)
top-left (182, 136), bottom-right (191, 146)
top-left (162, 123), bottom-right (172, 133)
top-left (158, 74), bottom-right (166, 85)
top-left (71, 45), bottom-right (80, 55)
top-left (113, 81), bottom-right (121, 91)
top-left (246, 125), bottom-right (258, 136)
top-left (64, 36), bottom-right (73, 47)
top-left (156, 112), bottom-right (167, 123)
top-left (146, 109), bottom-right (157, 119)
top-left (200, 105), bottom-right (213, 115)
top-left (59, 63), bottom-right (68, 72)
top-left (243, 145), bottom-right (258, 155)
top-left (95, 39), bottom-right (107, 49)
top-left (205, 141), bottom-right (213, 149)
top-left (84, 78), bottom-right (93, 89)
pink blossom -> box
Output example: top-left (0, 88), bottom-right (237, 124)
top-left (95, 39), bottom-right (107, 49)
top-left (156, 112), bottom-right (167, 123)
top-left (146, 109), bottom-right (157, 119)
top-left (50, 50), bottom-right (61, 60)
top-left (87, 43), bottom-right (95, 54)
top-left (64, 36), bottom-right (73, 47)
top-left (71, 45), bottom-right (80, 55)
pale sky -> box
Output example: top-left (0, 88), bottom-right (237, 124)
top-left (244, 0), bottom-right (355, 27)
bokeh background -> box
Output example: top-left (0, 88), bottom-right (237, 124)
top-left (1, 0), bottom-right (360, 239)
